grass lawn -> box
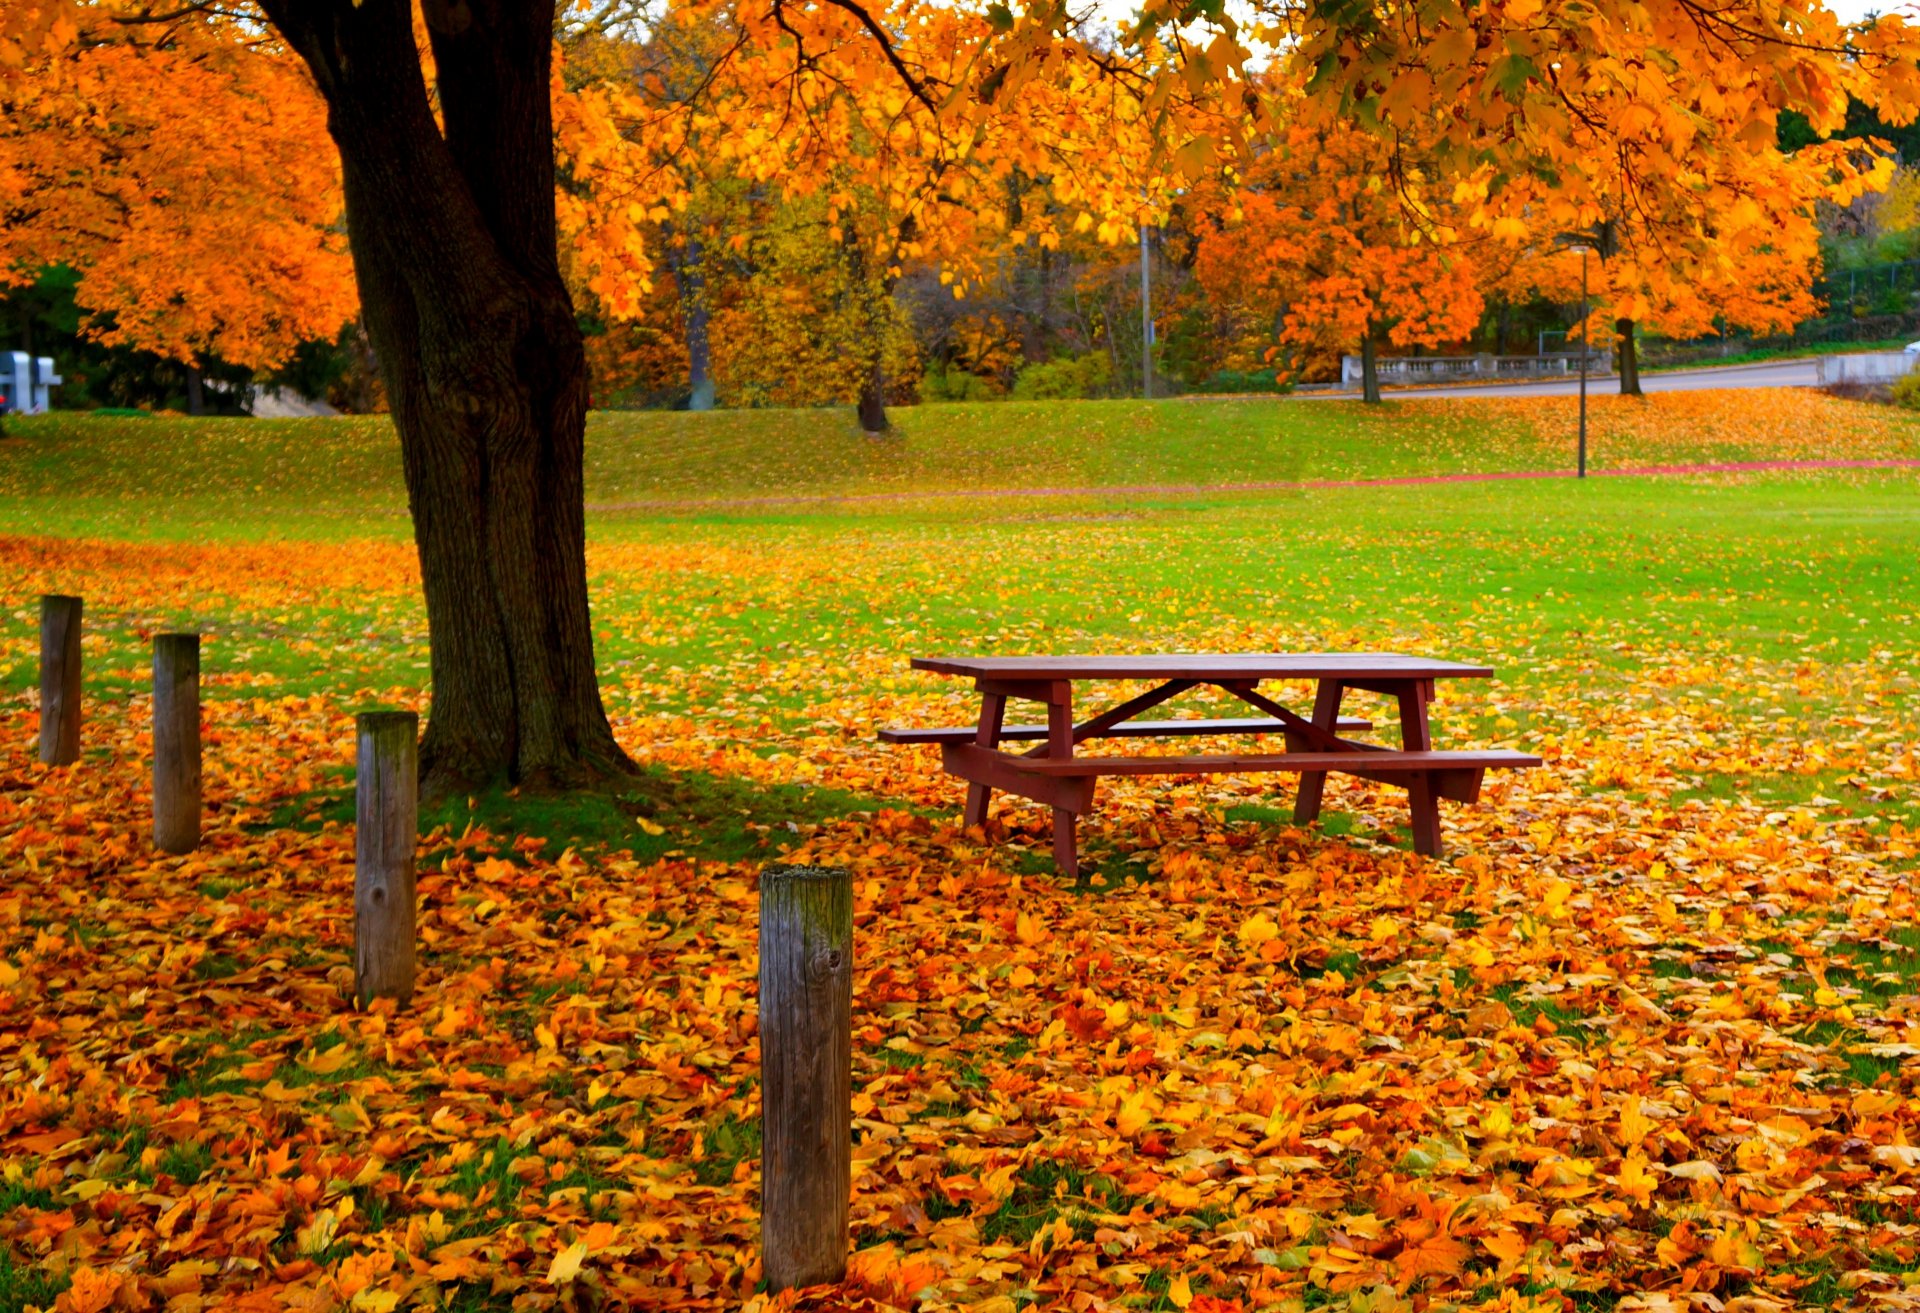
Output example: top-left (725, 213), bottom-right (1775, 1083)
top-left (2, 391), bottom-right (1919, 1312)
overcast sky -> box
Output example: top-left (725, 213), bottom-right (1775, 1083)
top-left (1831, 0), bottom-right (1912, 19)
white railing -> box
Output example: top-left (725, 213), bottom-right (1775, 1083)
top-left (1815, 352), bottom-right (1914, 385)
top-left (1340, 350), bottom-right (1610, 388)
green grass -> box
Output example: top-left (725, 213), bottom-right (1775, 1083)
top-left (0, 1247), bottom-right (67, 1312)
top-left (256, 760), bottom-right (919, 865)
top-left (0, 1180), bottom-right (56, 1214)
top-left (6, 394), bottom-right (1913, 540)
top-left (692, 1113), bottom-right (760, 1187)
top-left (3, 399), bottom-right (1919, 864)
top-left (977, 1159), bottom-right (1134, 1246)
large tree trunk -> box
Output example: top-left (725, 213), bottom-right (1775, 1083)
top-left (1360, 336), bottom-right (1381, 405)
top-left (672, 238), bottom-right (716, 411)
top-left (842, 218), bottom-right (903, 435)
top-left (261, 0), bottom-right (631, 795)
top-left (1616, 317), bottom-right (1643, 397)
top-left (856, 357), bottom-right (889, 434)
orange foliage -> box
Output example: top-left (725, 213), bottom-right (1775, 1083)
top-left (1194, 119), bottom-right (1482, 379)
top-left (0, 23), bottom-right (356, 369)
top-left (5, 399), bottom-right (1920, 1307)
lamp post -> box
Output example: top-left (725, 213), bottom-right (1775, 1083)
top-left (1578, 244), bottom-right (1589, 479)
top-left (1556, 231), bottom-right (1597, 479)
top-left (1140, 220), bottom-right (1154, 400)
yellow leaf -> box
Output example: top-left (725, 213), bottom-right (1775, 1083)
top-left (300, 1042), bottom-right (354, 1075)
top-left (1618, 1153), bottom-right (1659, 1208)
top-left (1237, 912), bottom-right (1279, 947)
top-left (1157, 1180), bottom-right (1203, 1209)
top-left (1619, 1096), bottom-right (1651, 1148)
top-left (1015, 911), bottom-right (1049, 945)
top-left (0, 960), bottom-right (18, 986)
top-left (636, 817), bottom-right (666, 836)
top-left (1167, 1273), bottom-right (1193, 1309)
top-left (546, 1240), bottom-right (589, 1284)
top-left (1483, 1230), bottom-right (1527, 1263)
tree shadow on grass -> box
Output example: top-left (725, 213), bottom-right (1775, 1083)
top-left (250, 761), bottom-right (926, 866)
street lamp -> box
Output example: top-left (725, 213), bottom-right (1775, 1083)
top-left (1556, 235), bottom-right (1596, 479)
top-left (1578, 243), bottom-right (1589, 479)
top-left (1140, 219), bottom-right (1154, 400)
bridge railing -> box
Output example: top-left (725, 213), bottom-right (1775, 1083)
top-left (1339, 350), bottom-right (1611, 388)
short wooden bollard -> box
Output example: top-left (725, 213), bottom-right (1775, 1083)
top-left (759, 864), bottom-right (853, 1291)
top-left (38, 595), bottom-right (82, 765)
top-left (151, 633), bottom-right (202, 854)
top-left (354, 710), bottom-right (418, 1007)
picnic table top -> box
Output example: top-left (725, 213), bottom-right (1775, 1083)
top-left (911, 652), bottom-right (1494, 681)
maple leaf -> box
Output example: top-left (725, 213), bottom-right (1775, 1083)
top-left (546, 1240), bottom-right (590, 1284)
top-left (55, 1267), bottom-right (125, 1313)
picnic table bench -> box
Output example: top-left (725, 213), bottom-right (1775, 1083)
top-left (880, 653), bottom-right (1539, 875)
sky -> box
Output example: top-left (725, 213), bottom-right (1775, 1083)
top-left (1831, 0), bottom-right (1913, 18)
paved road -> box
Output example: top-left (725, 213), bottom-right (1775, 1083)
top-left (1322, 358), bottom-right (1822, 400)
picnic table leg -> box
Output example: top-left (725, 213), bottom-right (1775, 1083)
top-left (1046, 694), bottom-right (1078, 879)
top-left (1396, 680), bottom-right (1442, 856)
top-left (1292, 679), bottom-right (1345, 825)
top-left (963, 693), bottom-right (1007, 829)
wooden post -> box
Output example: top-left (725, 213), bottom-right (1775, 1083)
top-left (354, 710), bottom-right (418, 1007)
top-left (760, 864), bottom-right (853, 1291)
top-left (152, 633), bottom-right (201, 854)
top-left (38, 595), bottom-right (81, 765)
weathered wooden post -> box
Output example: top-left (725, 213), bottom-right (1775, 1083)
top-left (152, 633), bottom-right (202, 854)
top-left (38, 595), bottom-right (82, 765)
top-left (354, 710), bottom-right (418, 1007)
top-left (759, 864), bottom-right (853, 1291)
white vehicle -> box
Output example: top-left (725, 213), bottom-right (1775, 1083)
top-left (1904, 339), bottom-right (1920, 355)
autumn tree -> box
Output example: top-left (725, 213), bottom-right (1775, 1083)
top-left (1498, 135), bottom-right (1875, 396)
top-left (10, 0), bottom-right (1913, 794)
top-left (1256, 0), bottom-right (1917, 398)
top-left (1195, 117), bottom-right (1483, 402)
top-left (565, 0), bottom-right (1213, 428)
top-left (0, 18), bottom-right (356, 404)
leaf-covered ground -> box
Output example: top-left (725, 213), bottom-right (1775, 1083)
top-left (2, 392), bottom-right (1919, 1313)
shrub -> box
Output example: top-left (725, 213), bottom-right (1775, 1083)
top-left (1186, 368), bottom-right (1294, 395)
top-left (1010, 352), bottom-right (1114, 400)
top-left (919, 365), bottom-right (1004, 403)
top-left (1891, 368), bottom-right (1920, 409)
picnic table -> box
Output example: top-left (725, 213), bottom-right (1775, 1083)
top-left (880, 653), bottom-right (1540, 876)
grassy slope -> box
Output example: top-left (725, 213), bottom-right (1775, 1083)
top-left (4, 390), bottom-right (1914, 538)
top-left (2, 395), bottom-right (1918, 849)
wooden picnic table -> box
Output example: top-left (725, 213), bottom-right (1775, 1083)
top-left (881, 652), bottom-right (1539, 876)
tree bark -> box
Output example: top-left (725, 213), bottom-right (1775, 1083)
top-left (671, 237), bottom-right (716, 411)
top-left (1360, 336), bottom-right (1381, 405)
top-left (843, 218), bottom-right (901, 434)
top-left (185, 364), bottom-right (205, 417)
top-left (856, 356), bottom-right (889, 434)
top-left (259, 0), bottom-right (631, 795)
top-left (1616, 317), bottom-right (1643, 397)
